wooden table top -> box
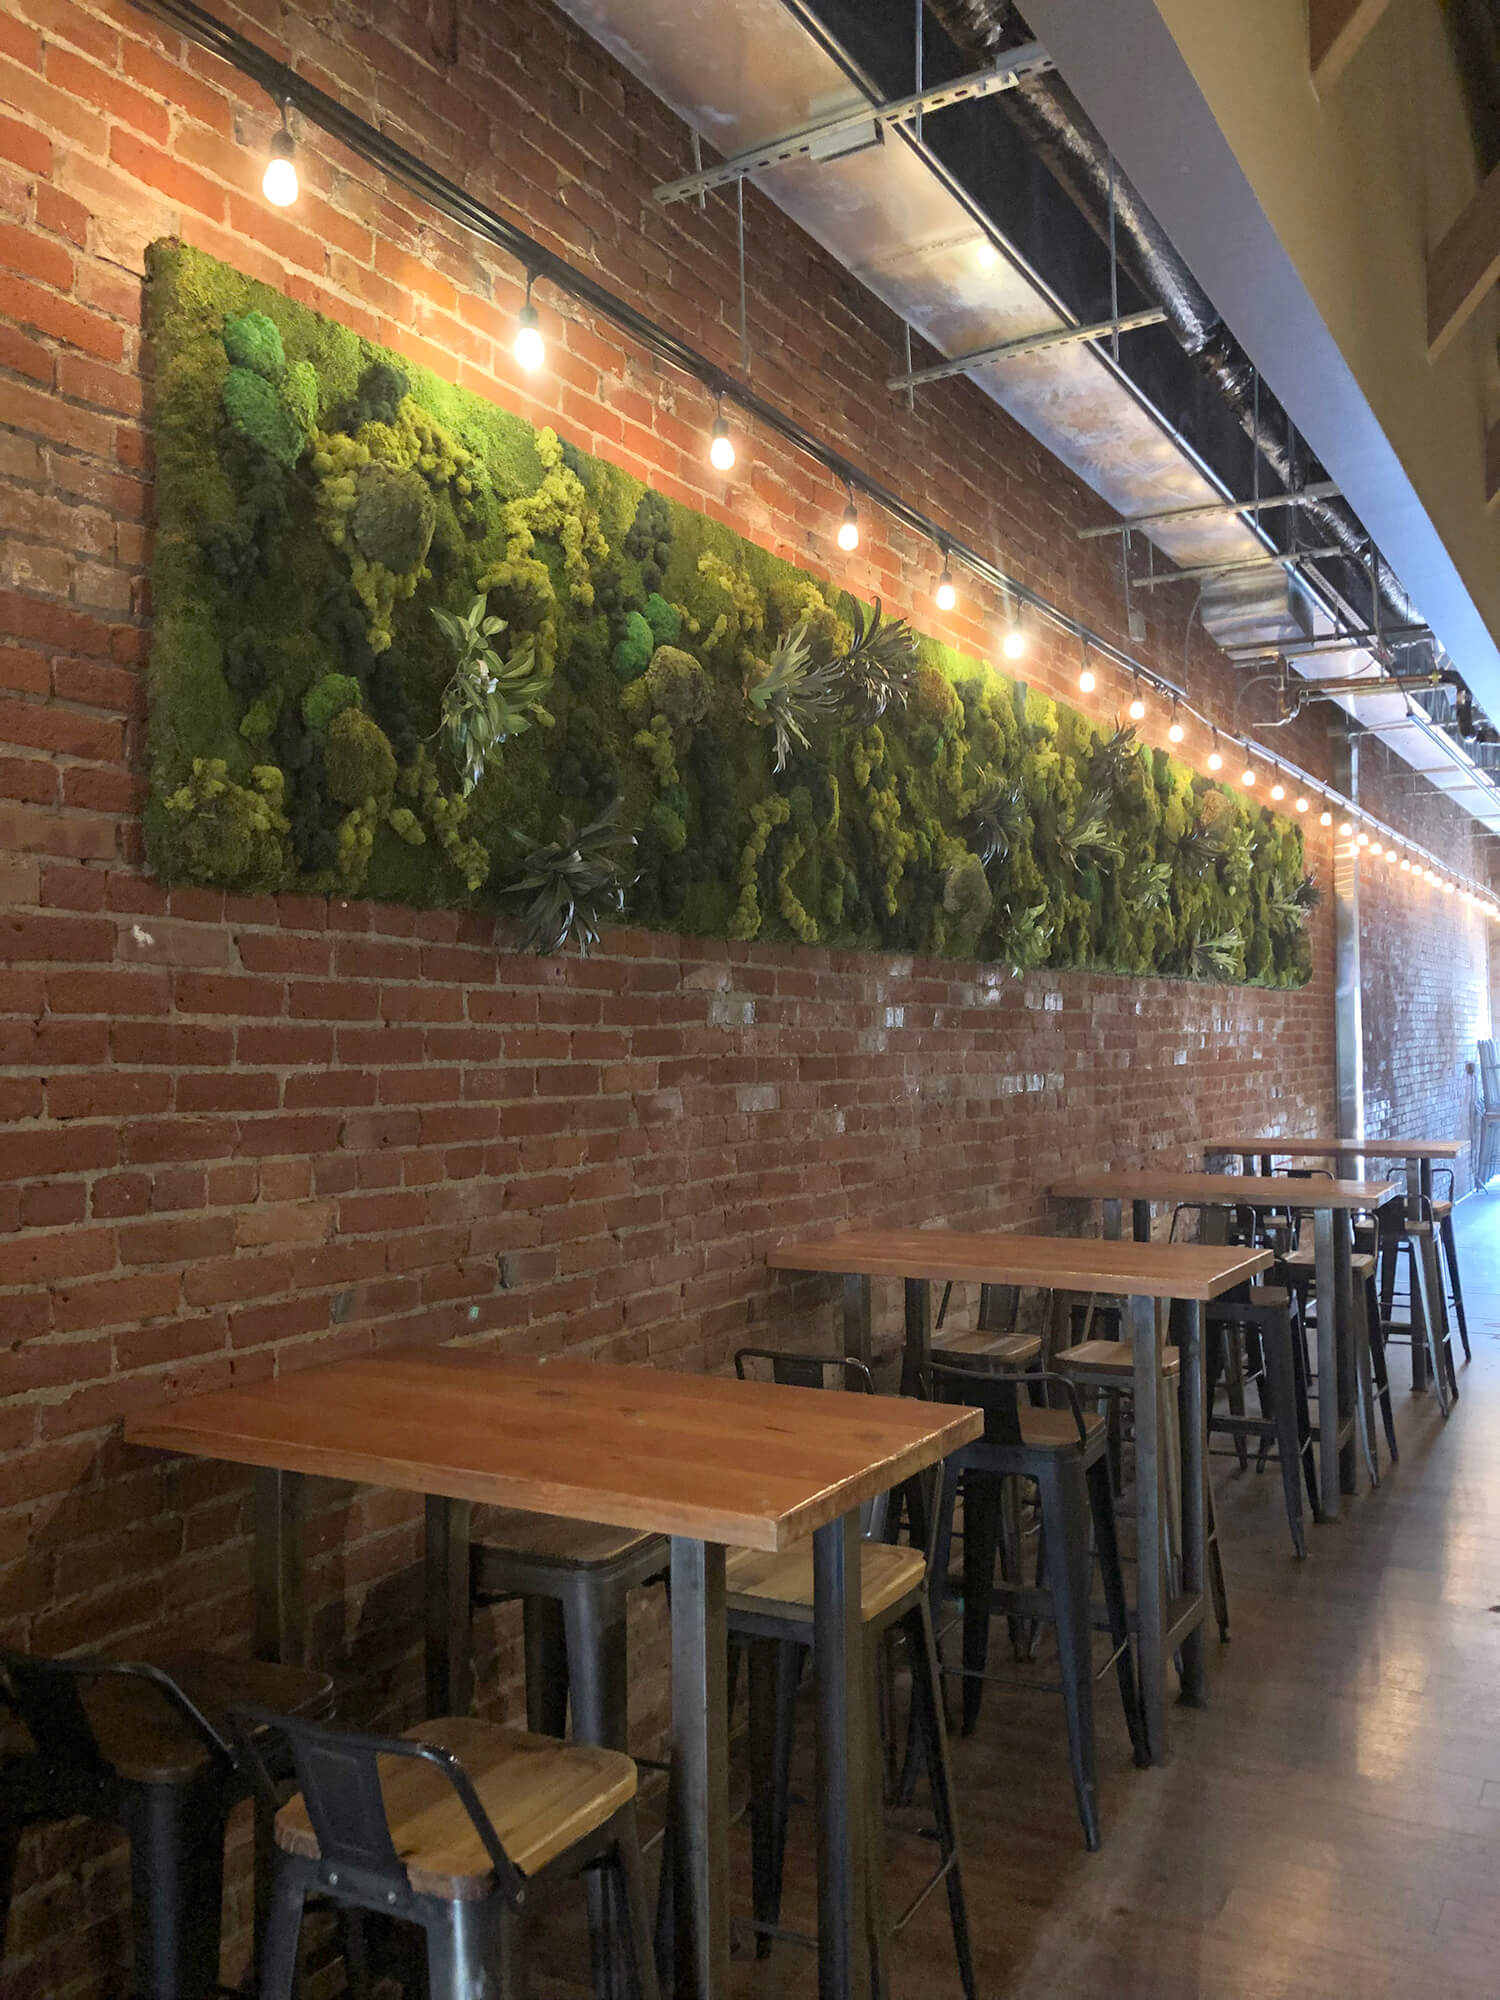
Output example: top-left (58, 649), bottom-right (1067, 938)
top-left (1212, 1137), bottom-right (1463, 1160)
top-left (1051, 1170), bottom-right (1398, 1212)
top-left (768, 1227), bottom-right (1271, 1301)
top-left (123, 1348), bottom-right (981, 1554)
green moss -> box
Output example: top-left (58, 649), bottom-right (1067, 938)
top-left (145, 238), bottom-right (1312, 981)
top-left (325, 707), bottom-right (397, 808)
top-left (223, 310), bottom-right (285, 379)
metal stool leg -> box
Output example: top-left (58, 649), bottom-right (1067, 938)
top-left (1086, 1454), bottom-right (1149, 1765)
top-left (257, 1855), bottom-right (312, 2000)
top-left (1364, 1269), bottom-right (1399, 1464)
top-left (1439, 1212), bottom-right (1472, 1363)
top-left (1259, 1306), bottom-right (1308, 1559)
top-left (424, 1894), bottom-right (521, 2000)
top-left (959, 1473), bottom-right (1003, 1736)
top-left (903, 1597), bottom-right (976, 2000)
top-left (613, 1805), bottom-right (662, 2000)
top-left (522, 1597), bottom-right (569, 1737)
top-left (563, 1590), bottom-right (630, 2000)
top-left (120, 1775), bottom-right (228, 2000)
top-left (1036, 1456), bottom-right (1100, 1851)
top-left (747, 1637), bottom-right (800, 1956)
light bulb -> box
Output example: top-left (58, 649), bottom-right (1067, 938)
top-left (1128, 684), bottom-right (1146, 722)
top-left (514, 301), bottom-right (544, 372)
top-left (935, 564), bottom-right (956, 613)
top-left (1270, 782), bottom-right (1285, 801)
top-left (1078, 667), bottom-right (1096, 694)
top-left (836, 500), bottom-right (859, 552)
top-left (1444, 879), bottom-right (1456, 894)
top-left (263, 129), bottom-right (298, 207)
top-left (1207, 738), bottom-right (1223, 772)
top-left (708, 414), bottom-right (735, 472)
top-left (1001, 624), bottom-right (1026, 660)
top-left (1356, 829), bottom-right (1370, 847)
top-left (1338, 819), bottom-right (1353, 838)
top-left (1167, 703), bottom-right (1184, 744)
top-left (977, 239), bottom-right (999, 270)
top-left (1319, 808), bottom-right (1333, 827)
top-left (1240, 764), bottom-right (1256, 788)
top-left (1295, 795), bottom-right (1309, 813)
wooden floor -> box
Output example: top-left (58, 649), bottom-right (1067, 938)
top-left (537, 1193), bottom-right (1500, 1998)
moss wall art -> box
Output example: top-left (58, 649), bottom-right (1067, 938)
top-left (142, 239), bottom-right (1316, 984)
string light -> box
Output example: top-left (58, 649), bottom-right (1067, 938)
top-left (1078, 641), bottom-right (1095, 695)
top-left (935, 548), bottom-right (956, 613)
top-left (1400, 856), bottom-right (1411, 871)
top-left (1270, 780), bottom-right (1286, 801)
top-left (1356, 828), bottom-right (1370, 848)
top-left (1319, 806), bottom-right (1333, 827)
top-left (1240, 756), bottom-right (1256, 788)
top-left (1127, 677), bottom-right (1147, 722)
top-left (513, 274), bottom-right (544, 372)
top-left (263, 103), bottom-right (298, 207)
top-left (836, 488), bottom-right (859, 553)
top-left (1167, 698), bottom-right (1185, 743)
top-left (708, 396), bottom-right (735, 472)
top-left (1443, 879), bottom-right (1457, 895)
top-left (1001, 614), bottom-right (1026, 660)
top-left (1338, 818), bottom-right (1353, 837)
top-left (1207, 729), bottom-right (1223, 772)
top-left (1295, 794), bottom-right (1309, 813)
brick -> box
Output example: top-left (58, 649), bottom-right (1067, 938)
top-left (0, 270), bottom-right (124, 360)
top-left (108, 127), bottom-right (224, 220)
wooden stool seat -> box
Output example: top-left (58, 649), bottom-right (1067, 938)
top-left (473, 1509), bottom-right (661, 1577)
top-left (1431, 1198), bottom-right (1452, 1220)
top-left (1055, 1340), bottom-right (1181, 1378)
top-left (274, 1715), bottom-right (637, 1894)
top-left (931, 1328), bottom-right (1042, 1368)
top-left (1017, 1405), bottom-right (1110, 1451)
top-left (1247, 1284), bottom-right (1289, 1305)
top-left (726, 1543), bottom-right (926, 1624)
top-left (0, 1651), bottom-right (334, 1785)
top-left (1283, 1246), bottom-right (1374, 1277)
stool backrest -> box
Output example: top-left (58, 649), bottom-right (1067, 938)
top-left (0, 1652), bottom-right (231, 1801)
top-left (231, 1705), bottom-right (527, 1909)
top-left (734, 1348), bottom-right (888, 1536)
top-left (929, 1363), bottom-right (1089, 1449)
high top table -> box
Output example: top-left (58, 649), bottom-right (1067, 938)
top-left (768, 1228), bottom-right (1270, 1763)
top-left (126, 1347), bottom-right (981, 2000)
top-left (1210, 1139), bottom-right (1464, 1394)
top-left (1050, 1172), bottom-right (1399, 1520)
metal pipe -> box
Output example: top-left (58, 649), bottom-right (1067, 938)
top-left (885, 307), bottom-right (1165, 389)
top-left (1078, 480), bottom-right (1342, 539)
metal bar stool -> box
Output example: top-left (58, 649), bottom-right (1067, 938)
top-left (0, 1649), bottom-right (333, 2000)
top-left (1427, 1168), bottom-right (1472, 1363)
top-left (929, 1361), bottom-right (1147, 1851)
top-left (469, 1513), bottom-right (667, 2000)
top-left (728, 1349), bottom-right (975, 2000)
top-left (1203, 1283), bottom-right (1316, 1557)
top-left (1371, 1200), bottom-right (1457, 1412)
top-left (239, 1704), bottom-right (659, 2000)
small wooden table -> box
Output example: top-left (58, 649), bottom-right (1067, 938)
top-left (1051, 1172), bottom-right (1398, 1520)
top-left (1210, 1140), bottom-right (1464, 1393)
top-left (768, 1228), bottom-right (1270, 1763)
top-left (127, 1348), bottom-right (980, 2000)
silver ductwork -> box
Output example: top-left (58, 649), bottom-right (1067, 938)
top-left (923, 0), bottom-right (1426, 642)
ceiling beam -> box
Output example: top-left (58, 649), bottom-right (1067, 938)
top-left (1427, 159), bottom-right (1500, 358)
top-left (1309, 0), bottom-right (1394, 93)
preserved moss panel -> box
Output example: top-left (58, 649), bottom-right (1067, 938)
top-left (143, 239), bottom-right (1315, 984)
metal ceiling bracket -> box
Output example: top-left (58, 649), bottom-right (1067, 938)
top-left (886, 309), bottom-right (1166, 391)
top-left (1130, 544), bottom-right (1346, 590)
top-left (652, 43), bottom-right (1053, 203)
top-left (1077, 481), bottom-right (1344, 539)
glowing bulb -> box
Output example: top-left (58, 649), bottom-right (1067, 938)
top-left (1319, 808), bottom-right (1333, 827)
top-left (1128, 683), bottom-right (1146, 722)
top-left (708, 415), bottom-right (736, 472)
top-left (1444, 879), bottom-right (1456, 894)
top-left (1338, 819), bottom-right (1353, 837)
top-left (1001, 624), bottom-right (1026, 660)
top-left (513, 302), bottom-right (544, 372)
top-left (1270, 782), bottom-right (1285, 801)
top-left (1167, 702), bottom-right (1184, 744)
top-left (935, 564), bottom-right (956, 613)
top-left (263, 129), bottom-right (298, 207)
top-left (977, 239), bottom-right (999, 270)
top-left (1207, 743), bottom-right (1223, 772)
top-left (836, 500), bottom-right (859, 553)
top-left (1295, 795), bottom-right (1309, 813)
top-left (1240, 764), bottom-right (1256, 788)
top-left (1356, 829), bottom-right (1370, 847)
top-left (1078, 667), bottom-right (1096, 694)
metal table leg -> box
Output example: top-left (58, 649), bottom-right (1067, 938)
top-left (668, 1537), bottom-right (730, 2000)
top-left (1102, 1198), bottom-right (1122, 1242)
top-left (1131, 1199), bottom-right (1153, 1244)
top-left (1312, 1206), bottom-right (1347, 1518)
top-left (813, 1511), bottom-right (871, 2000)
top-left (1176, 1300), bottom-right (1208, 1709)
top-left (1128, 1290), bottom-right (1169, 1762)
top-left (1405, 1154), bottom-right (1431, 1390)
top-left (424, 1494), bottom-right (474, 1717)
top-left (843, 1273), bottom-right (873, 1369)
top-left (253, 1467), bottom-right (305, 1664)
top-left (901, 1277), bottom-right (931, 1398)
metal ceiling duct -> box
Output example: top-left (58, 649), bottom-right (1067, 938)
top-left (923, 0), bottom-right (1425, 641)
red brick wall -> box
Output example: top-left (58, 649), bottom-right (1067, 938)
top-left (0, 0), bottom-right (1483, 1989)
